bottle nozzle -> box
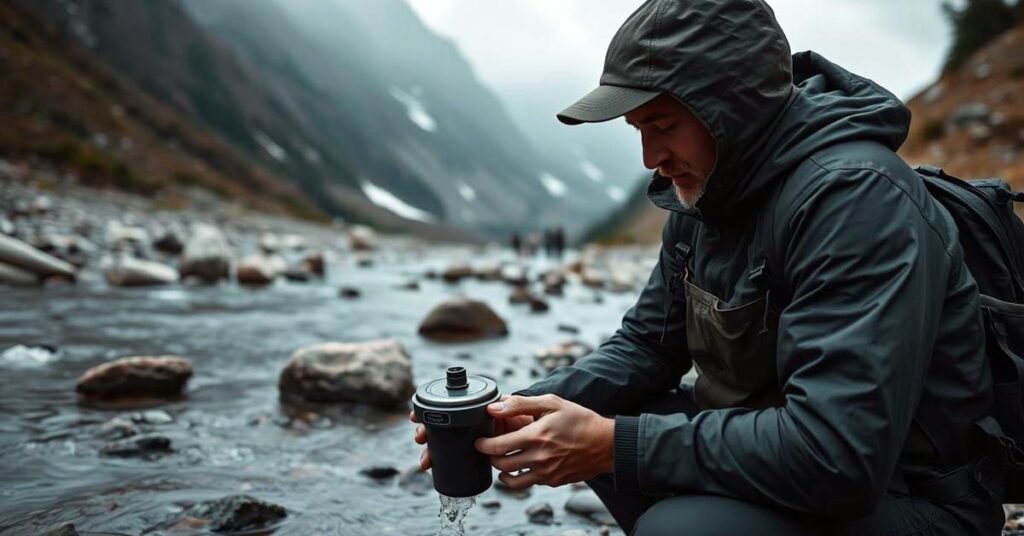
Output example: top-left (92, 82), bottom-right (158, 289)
top-left (445, 366), bottom-right (468, 390)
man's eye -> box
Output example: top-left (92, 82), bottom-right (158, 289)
top-left (655, 122), bottom-right (677, 132)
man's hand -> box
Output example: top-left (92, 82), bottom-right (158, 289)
top-left (475, 394), bottom-right (614, 489)
top-left (410, 394), bottom-right (535, 471)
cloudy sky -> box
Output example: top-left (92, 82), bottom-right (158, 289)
top-left (405, 0), bottom-right (954, 191)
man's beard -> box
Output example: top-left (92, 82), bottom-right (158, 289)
top-left (674, 182), bottom-right (705, 210)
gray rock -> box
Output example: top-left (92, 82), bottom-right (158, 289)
top-left (360, 466), bottom-right (399, 480)
top-left (76, 356), bottom-right (192, 399)
top-left (443, 263), bottom-right (474, 283)
top-left (100, 435), bottom-right (172, 458)
top-left (45, 523), bottom-right (79, 536)
top-left (179, 224), bottom-right (231, 283)
top-left (565, 490), bottom-right (616, 525)
top-left (0, 261), bottom-right (38, 286)
top-left (153, 230), bottom-right (184, 255)
top-left (98, 417), bottom-right (139, 440)
top-left (278, 339), bottom-right (414, 408)
top-left (235, 253), bottom-right (286, 285)
top-left (0, 234), bottom-right (76, 278)
top-left (339, 286), bottom-right (361, 299)
top-left (398, 466), bottom-right (433, 495)
top-left (133, 410), bottom-right (174, 425)
top-left (508, 285), bottom-right (535, 304)
top-left (301, 250), bottom-right (325, 277)
top-left (104, 221), bottom-right (148, 247)
top-left (946, 102), bottom-right (992, 129)
top-left (526, 502), bottom-right (554, 525)
top-left (481, 499), bottom-right (501, 509)
top-left (185, 495), bottom-right (287, 533)
top-left (348, 225), bottom-right (378, 251)
top-left (102, 255), bottom-right (178, 287)
top-left (418, 298), bottom-right (509, 342)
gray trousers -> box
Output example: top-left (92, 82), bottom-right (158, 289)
top-left (586, 388), bottom-right (1005, 536)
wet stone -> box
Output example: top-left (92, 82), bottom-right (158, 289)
top-left (45, 523), bottom-right (79, 536)
top-left (97, 417), bottom-right (139, 439)
top-left (481, 499), bottom-right (501, 509)
top-left (185, 494), bottom-right (287, 534)
top-left (360, 465), bottom-right (399, 480)
top-left (278, 338), bottom-right (414, 408)
top-left (398, 466), bottom-right (433, 496)
top-left (76, 356), bottom-right (192, 400)
top-left (100, 434), bottom-right (172, 458)
top-left (418, 298), bottom-right (508, 342)
top-left (526, 502), bottom-right (554, 525)
top-left (132, 410), bottom-right (174, 425)
top-left (339, 286), bottom-right (361, 299)
top-left (557, 324), bottom-right (580, 334)
top-left (564, 490), bottom-right (615, 525)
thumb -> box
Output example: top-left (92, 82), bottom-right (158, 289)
top-left (488, 394), bottom-right (560, 418)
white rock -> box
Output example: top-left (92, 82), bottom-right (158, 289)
top-left (102, 255), bottom-right (178, 287)
top-left (348, 225), bottom-right (379, 251)
top-left (278, 339), bottom-right (414, 407)
top-left (180, 224), bottom-right (232, 283)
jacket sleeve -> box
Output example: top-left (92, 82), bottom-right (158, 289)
top-left (621, 168), bottom-right (955, 517)
top-left (516, 213), bottom-right (693, 417)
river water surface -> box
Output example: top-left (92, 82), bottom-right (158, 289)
top-left (0, 245), bottom-right (641, 535)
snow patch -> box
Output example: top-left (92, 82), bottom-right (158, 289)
top-left (606, 186), bottom-right (627, 203)
top-left (361, 181), bottom-right (436, 223)
top-left (580, 159), bottom-right (604, 182)
top-left (456, 182), bottom-right (476, 202)
top-left (539, 172), bottom-right (566, 197)
top-left (389, 86), bottom-right (437, 132)
top-left (254, 131), bottom-right (288, 162)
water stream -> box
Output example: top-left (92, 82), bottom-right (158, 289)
top-left (437, 495), bottom-right (476, 536)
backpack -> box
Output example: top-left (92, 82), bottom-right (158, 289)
top-left (912, 165), bottom-right (1024, 502)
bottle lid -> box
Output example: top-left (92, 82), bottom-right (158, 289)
top-left (414, 366), bottom-right (499, 408)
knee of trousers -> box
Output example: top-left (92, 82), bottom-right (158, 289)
top-left (632, 494), bottom-right (813, 536)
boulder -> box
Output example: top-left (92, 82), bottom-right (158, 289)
top-left (278, 339), bottom-right (414, 408)
top-left (235, 253), bottom-right (286, 285)
top-left (0, 261), bottom-right (38, 286)
top-left (442, 263), bottom-right (474, 283)
top-left (76, 356), bottom-right (192, 399)
top-left (564, 490), bottom-right (615, 525)
top-left (301, 250), bottom-right (325, 277)
top-left (100, 435), bottom-right (172, 458)
top-left (0, 234), bottom-right (76, 278)
top-left (348, 225), bottom-right (379, 251)
top-left (152, 229), bottom-right (184, 255)
top-left (180, 224), bottom-right (231, 283)
top-left (185, 495), bottom-right (287, 534)
top-left (418, 298), bottom-right (509, 341)
top-left (103, 255), bottom-right (178, 287)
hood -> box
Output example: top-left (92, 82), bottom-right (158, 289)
top-left (640, 2), bottom-right (910, 225)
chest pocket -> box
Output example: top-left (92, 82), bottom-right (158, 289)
top-left (668, 232), bottom-right (785, 410)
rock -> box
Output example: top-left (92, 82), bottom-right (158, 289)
top-left (45, 523), bottom-right (79, 536)
top-left (360, 466), bottom-right (400, 480)
top-left (0, 216), bottom-right (13, 235)
top-left (258, 232), bottom-right (280, 254)
top-left (580, 269), bottom-right (605, 289)
top-left (418, 298), bottom-right (509, 342)
top-left (100, 435), bottom-right (172, 458)
top-left (529, 297), bottom-right (549, 313)
top-left (339, 286), bottom-right (361, 299)
top-left (185, 495), bottom-right (287, 533)
top-left (442, 263), bottom-right (474, 283)
top-left (1006, 504), bottom-right (1023, 531)
top-left (235, 253), bottom-right (286, 285)
top-left (98, 417), bottom-right (138, 440)
top-left (481, 499), bottom-right (501, 509)
top-left (153, 229), bottom-right (184, 255)
top-left (282, 234), bottom-right (306, 250)
top-left (509, 286), bottom-right (535, 304)
top-left (301, 250), bottom-right (325, 277)
top-left (30, 194), bottom-right (53, 214)
top-left (397, 280), bottom-right (420, 291)
top-left (0, 234), bottom-right (76, 278)
top-left (526, 502), bottom-right (554, 525)
top-left (180, 224), bottom-right (231, 283)
top-left (973, 62), bottom-right (992, 79)
top-left (132, 409), bottom-right (174, 425)
top-left (348, 225), bottom-right (379, 251)
top-left (104, 221), bottom-right (148, 247)
top-left (102, 255), bottom-right (178, 287)
top-left (557, 324), bottom-right (580, 334)
top-left (0, 261), bottom-right (38, 286)
top-left (398, 466), bottom-right (433, 495)
top-left (355, 253), bottom-right (374, 267)
top-left (565, 490), bottom-right (615, 525)
top-left (76, 356), bottom-right (192, 399)
top-left (278, 339), bottom-right (414, 408)
top-left (501, 265), bottom-right (529, 286)
top-left (946, 102), bottom-right (992, 129)
top-left (282, 268), bottom-right (311, 282)
top-left (474, 262), bottom-right (502, 281)
top-left (535, 341), bottom-right (593, 373)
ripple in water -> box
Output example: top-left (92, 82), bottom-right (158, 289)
top-left (437, 494), bottom-right (476, 536)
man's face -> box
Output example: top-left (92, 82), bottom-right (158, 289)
top-left (624, 94), bottom-right (717, 210)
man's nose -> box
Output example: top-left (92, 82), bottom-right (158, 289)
top-left (640, 132), bottom-right (667, 171)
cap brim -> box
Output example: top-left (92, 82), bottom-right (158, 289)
top-left (556, 85), bottom-right (661, 125)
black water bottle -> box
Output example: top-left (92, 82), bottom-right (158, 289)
top-left (412, 366), bottom-right (500, 497)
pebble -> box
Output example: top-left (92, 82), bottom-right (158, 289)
top-left (97, 417), bottom-right (139, 439)
top-left (360, 466), bottom-right (399, 480)
top-left (184, 494), bottom-right (287, 533)
top-left (100, 435), bottom-right (172, 459)
top-left (339, 286), bottom-right (361, 299)
top-left (526, 502), bottom-right (554, 525)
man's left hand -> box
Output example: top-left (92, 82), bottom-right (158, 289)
top-left (474, 394), bottom-right (614, 489)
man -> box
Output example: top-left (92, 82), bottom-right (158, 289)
top-left (413, 0), bottom-right (1006, 533)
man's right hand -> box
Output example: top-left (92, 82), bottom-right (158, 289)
top-left (410, 394), bottom-right (535, 471)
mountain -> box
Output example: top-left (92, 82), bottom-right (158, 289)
top-left (11, 0), bottom-right (618, 241)
top-left (0, 1), bottom-right (319, 219)
top-left (900, 22), bottom-right (1024, 204)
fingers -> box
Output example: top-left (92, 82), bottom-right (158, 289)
top-left (409, 410), bottom-right (419, 423)
top-left (419, 448), bottom-right (432, 471)
top-left (489, 449), bottom-right (535, 473)
top-left (414, 424), bottom-right (427, 445)
top-left (476, 424), bottom-right (535, 455)
top-left (488, 394), bottom-right (561, 418)
top-left (498, 468), bottom-right (544, 490)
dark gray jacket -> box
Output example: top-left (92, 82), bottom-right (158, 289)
top-left (520, 2), bottom-right (992, 518)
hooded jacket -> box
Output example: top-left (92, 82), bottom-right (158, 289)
top-left (519, 0), bottom-right (993, 519)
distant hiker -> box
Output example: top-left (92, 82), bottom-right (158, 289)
top-left (509, 231), bottom-right (522, 257)
top-left (551, 226), bottom-right (565, 260)
top-left (415, 0), bottom-right (1012, 534)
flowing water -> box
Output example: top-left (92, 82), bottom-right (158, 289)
top-left (437, 495), bottom-right (476, 536)
top-left (0, 242), bottom-right (642, 535)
